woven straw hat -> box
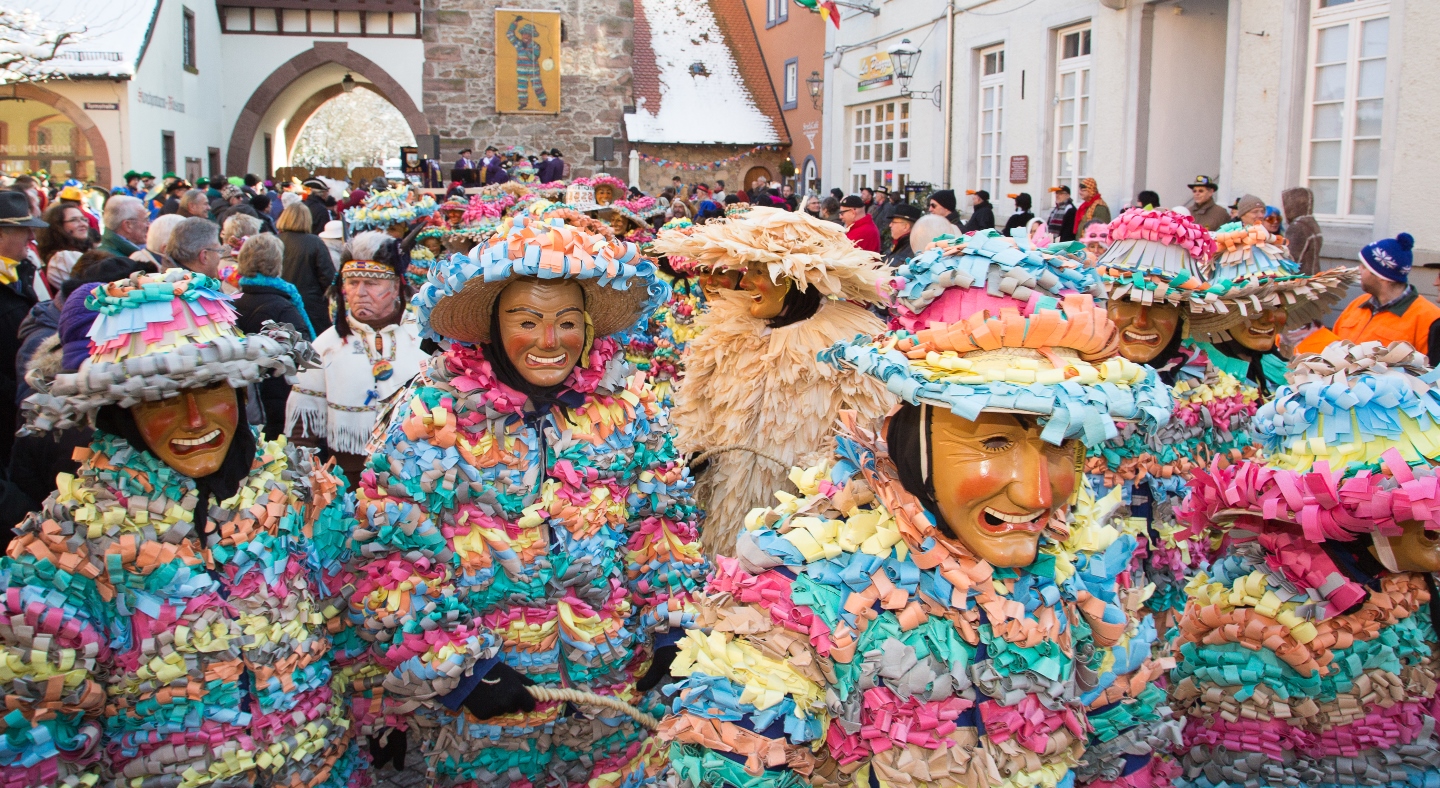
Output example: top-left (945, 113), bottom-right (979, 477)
top-left (1187, 222), bottom-right (1357, 342)
top-left (418, 215), bottom-right (665, 346)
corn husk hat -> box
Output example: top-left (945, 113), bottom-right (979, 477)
top-left (652, 217), bottom-right (696, 271)
top-left (823, 229), bottom-right (1173, 447)
top-left (649, 205), bottom-right (886, 303)
top-left (343, 187), bottom-right (438, 232)
top-left (416, 214), bottom-right (665, 345)
top-left (22, 269), bottom-right (313, 432)
top-left (1189, 221), bottom-right (1357, 341)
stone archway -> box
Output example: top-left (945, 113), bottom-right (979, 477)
top-left (226, 41), bottom-right (428, 176)
top-left (281, 82), bottom-right (386, 156)
top-left (8, 83), bottom-right (112, 188)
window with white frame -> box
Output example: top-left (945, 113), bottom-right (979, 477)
top-left (1052, 24), bottom-right (1092, 195)
top-left (850, 100), bottom-right (909, 194)
top-left (977, 45), bottom-right (1005, 199)
top-left (1303, 0), bottom-right (1388, 217)
top-left (783, 58), bottom-right (799, 110)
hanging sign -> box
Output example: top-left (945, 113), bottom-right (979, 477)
top-left (857, 53), bottom-right (894, 92)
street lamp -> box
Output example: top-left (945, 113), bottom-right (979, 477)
top-left (341, 73), bottom-right (356, 93)
top-left (806, 70), bottom-right (823, 110)
top-left (887, 38), bottom-right (941, 109)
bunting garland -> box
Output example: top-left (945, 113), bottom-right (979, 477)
top-left (635, 144), bottom-right (785, 171)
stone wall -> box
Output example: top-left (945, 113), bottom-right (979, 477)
top-left (422, 0), bottom-right (634, 177)
top-left (634, 142), bottom-right (788, 197)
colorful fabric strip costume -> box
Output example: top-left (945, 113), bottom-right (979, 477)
top-left (348, 216), bottom-right (708, 786)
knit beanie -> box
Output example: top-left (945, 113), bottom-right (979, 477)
top-left (1359, 232), bottom-right (1415, 283)
top-left (58, 282), bottom-right (103, 372)
top-left (1235, 193), bottom-right (1265, 220)
top-left (929, 189), bottom-right (956, 212)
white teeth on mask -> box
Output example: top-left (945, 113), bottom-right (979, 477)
top-left (526, 353), bottom-right (566, 365)
top-left (1249, 326), bottom-right (1275, 335)
top-left (1123, 328), bottom-right (1159, 342)
top-left (171, 429), bottom-right (220, 447)
top-left (983, 507), bottom-right (1045, 524)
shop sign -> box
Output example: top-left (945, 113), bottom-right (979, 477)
top-left (857, 53), bottom-right (894, 92)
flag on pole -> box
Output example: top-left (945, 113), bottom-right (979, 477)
top-left (794, 0), bottom-right (841, 29)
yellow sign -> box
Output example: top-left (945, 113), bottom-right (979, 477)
top-left (494, 9), bottom-right (561, 114)
top-left (857, 53), bottom-right (895, 91)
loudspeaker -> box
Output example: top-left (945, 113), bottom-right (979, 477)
top-left (592, 136), bottom-right (615, 163)
top-left (415, 135), bottom-right (440, 160)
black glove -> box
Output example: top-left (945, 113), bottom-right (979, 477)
top-left (635, 645), bottom-right (678, 693)
top-left (462, 662), bottom-right (538, 720)
top-left (367, 728), bottom-right (407, 771)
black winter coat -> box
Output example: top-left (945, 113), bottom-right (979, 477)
top-left (304, 194), bottom-right (332, 235)
top-left (7, 333), bottom-right (89, 527)
top-left (0, 264), bottom-right (39, 463)
top-left (279, 231), bottom-right (336, 336)
top-left (962, 201), bottom-right (996, 233)
top-left (234, 283), bottom-right (309, 442)
top-left (884, 234), bottom-right (914, 268)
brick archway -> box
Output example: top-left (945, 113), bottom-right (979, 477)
top-left (225, 41), bottom-right (428, 176)
top-left (9, 83), bottom-right (112, 188)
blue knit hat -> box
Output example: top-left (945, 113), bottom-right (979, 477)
top-left (1359, 232), bottom-right (1415, 282)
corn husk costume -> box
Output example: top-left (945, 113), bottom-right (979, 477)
top-left (2, 270), bottom-right (365, 788)
top-left (650, 207), bottom-right (896, 558)
top-left (658, 229), bottom-right (1177, 788)
top-left (347, 215), bottom-right (708, 786)
top-left (1171, 340), bottom-right (1440, 788)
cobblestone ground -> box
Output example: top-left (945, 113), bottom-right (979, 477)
top-left (372, 738), bottom-right (427, 788)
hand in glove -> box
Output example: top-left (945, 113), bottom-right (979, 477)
top-left (635, 645), bottom-right (678, 693)
top-left (462, 662), bottom-right (538, 720)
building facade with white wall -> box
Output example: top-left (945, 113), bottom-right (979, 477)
top-left (2, 0), bottom-right (425, 187)
top-left (818, 0), bottom-right (1437, 262)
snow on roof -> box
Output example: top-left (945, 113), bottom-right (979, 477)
top-left (625, 0), bottom-right (785, 146)
top-left (6, 0), bottom-right (160, 80)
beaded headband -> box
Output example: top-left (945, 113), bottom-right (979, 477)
top-left (341, 259), bottom-right (398, 280)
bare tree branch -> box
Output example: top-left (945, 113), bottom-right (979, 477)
top-left (0, 8), bottom-right (86, 85)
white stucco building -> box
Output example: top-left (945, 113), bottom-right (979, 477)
top-left (819, 0), bottom-right (1437, 262)
top-left (2, 0), bottom-right (425, 187)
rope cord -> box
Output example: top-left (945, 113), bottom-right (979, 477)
top-left (525, 686), bottom-right (660, 729)
top-left (691, 444), bottom-right (789, 469)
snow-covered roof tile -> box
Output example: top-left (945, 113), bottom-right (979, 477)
top-left (6, 0), bottom-right (160, 80)
top-left (625, 0), bottom-right (787, 146)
